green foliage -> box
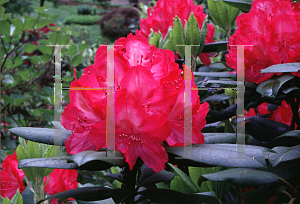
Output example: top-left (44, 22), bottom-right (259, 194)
top-left (64, 15), bottom-right (101, 25)
top-left (77, 5), bottom-right (93, 15)
top-left (3, 0), bottom-right (33, 15)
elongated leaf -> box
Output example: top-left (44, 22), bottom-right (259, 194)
top-left (268, 145), bottom-right (300, 167)
top-left (194, 71), bottom-right (236, 78)
top-left (9, 127), bottom-right (71, 145)
top-left (37, 187), bottom-right (113, 204)
top-left (111, 189), bottom-right (132, 204)
top-left (11, 189), bottom-right (23, 204)
top-left (10, 18), bottom-right (23, 30)
top-left (149, 32), bottom-right (161, 48)
top-left (173, 17), bottom-right (186, 58)
top-left (168, 163), bottom-right (199, 193)
top-left (245, 116), bottom-right (292, 142)
top-left (1, 20), bottom-right (11, 36)
top-left (18, 156), bottom-right (78, 169)
top-left (275, 130), bottom-right (300, 140)
top-left (23, 19), bottom-right (38, 30)
top-left (202, 41), bottom-right (228, 53)
top-left (196, 16), bottom-right (208, 56)
top-left (263, 158), bottom-right (300, 180)
top-left (202, 93), bottom-right (232, 102)
top-left (208, 0), bottom-right (239, 31)
top-left (171, 176), bottom-right (192, 194)
top-left (186, 12), bottom-right (200, 55)
top-left (199, 168), bottom-right (279, 187)
top-left (166, 144), bottom-right (268, 168)
top-left (139, 189), bottom-right (221, 204)
top-left (137, 167), bottom-right (175, 188)
top-left (256, 73), bottom-right (294, 99)
top-left (222, 0), bottom-right (252, 12)
top-left (260, 63), bottom-right (300, 73)
top-left (69, 150), bottom-right (126, 170)
top-left (203, 133), bottom-right (240, 144)
top-left (16, 145), bottom-right (36, 183)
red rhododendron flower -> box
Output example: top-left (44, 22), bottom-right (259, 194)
top-left (226, 0), bottom-right (300, 83)
top-left (61, 34), bottom-right (209, 172)
top-left (245, 100), bottom-right (298, 129)
top-left (1, 152), bottom-right (25, 200)
top-left (44, 169), bottom-right (78, 204)
top-left (136, 0), bottom-right (215, 66)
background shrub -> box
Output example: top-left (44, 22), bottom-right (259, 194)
top-left (77, 5), bottom-right (92, 15)
top-left (65, 15), bottom-right (101, 25)
top-left (99, 7), bottom-right (140, 41)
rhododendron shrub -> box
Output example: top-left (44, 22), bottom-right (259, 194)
top-left (226, 0), bottom-right (300, 83)
top-left (136, 0), bottom-right (215, 66)
top-left (61, 33), bottom-right (209, 172)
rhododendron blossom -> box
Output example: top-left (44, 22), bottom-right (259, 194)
top-left (226, 0), bottom-right (300, 83)
top-left (245, 100), bottom-right (299, 129)
top-left (1, 152), bottom-right (25, 200)
top-left (61, 34), bottom-right (209, 172)
top-left (136, 0), bottom-right (215, 66)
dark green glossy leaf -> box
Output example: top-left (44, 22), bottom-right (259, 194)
top-left (260, 63), bottom-right (300, 73)
top-left (194, 71), bottom-right (236, 78)
top-left (9, 127), bottom-right (71, 145)
top-left (275, 130), bottom-right (300, 140)
top-left (202, 93), bottom-right (232, 102)
top-left (199, 168), bottom-right (280, 187)
top-left (37, 187), bottom-right (113, 204)
top-left (222, 0), bottom-right (252, 12)
top-left (202, 41), bottom-right (228, 53)
top-left (245, 116), bottom-right (292, 142)
top-left (203, 133), bottom-right (239, 144)
top-left (268, 145), bottom-right (300, 167)
top-left (137, 164), bottom-right (175, 187)
top-left (111, 189), bottom-right (132, 204)
top-left (256, 73), bottom-right (294, 99)
top-left (69, 150), bottom-right (126, 170)
top-left (166, 144), bottom-right (268, 168)
top-left (196, 16), bottom-right (208, 56)
top-left (170, 176), bottom-right (192, 194)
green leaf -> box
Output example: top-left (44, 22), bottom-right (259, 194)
top-left (171, 176), bottom-right (192, 194)
top-left (10, 94), bottom-right (30, 106)
top-left (208, 0), bottom-right (239, 31)
top-left (168, 163), bottom-right (198, 193)
top-left (186, 12), bottom-right (200, 56)
top-left (275, 130), bottom-right (300, 140)
top-left (24, 43), bottom-right (38, 53)
top-left (79, 43), bottom-right (89, 53)
top-left (268, 145), bottom-right (300, 167)
top-left (18, 70), bottom-right (30, 81)
top-left (69, 150), bottom-right (126, 170)
top-left (202, 41), bottom-right (228, 53)
top-left (1, 6), bottom-right (5, 18)
top-left (71, 55), bottom-right (83, 66)
top-left (1, 20), bottom-right (10, 36)
top-left (37, 187), bottom-right (113, 204)
top-left (16, 145), bottom-right (36, 183)
top-left (12, 56), bottom-right (23, 68)
top-left (110, 167), bottom-right (122, 188)
top-left (23, 18), bottom-right (38, 30)
top-left (2, 13), bottom-right (11, 21)
top-left (9, 127), bottom-right (71, 145)
top-left (10, 18), bottom-right (23, 30)
top-left (149, 32), bottom-right (161, 48)
top-left (111, 189), bottom-right (132, 204)
top-left (10, 189), bottom-right (23, 204)
top-left (3, 197), bottom-right (10, 204)
top-left (164, 27), bottom-right (176, 52)
top-left (42, 145), bottom-right (54, 176)
top-left (199, 168), bottom-right (279, 187)
top-left (196, 16), bottom-right (208, 56)
top-left (173, 17), bottom-right (186, 58)
top-left (256, 73), bottom-right (294, 99)
top-left (260, 62), bottom-right (300, 73)
top-left (189, 167), bottom-right (221, 192)
top-left (1, 0), bottom-right (8, 5)
top-left (19, 156), bottom-right (79, 170)
top-left (1, 95), bottom-right (14, 105)
top-left (222, 0), bottom-right (252, 12)
top-left (162, 26), bottom-right (173, 49)
top-left (193, 71), bottom-right (236, 78)
top-left (36, 18), bottom-right (52, 29)
top-left (40, 54), bottom-right (51, 63)
top-left (166, 144), bottom-right (268, 168)
top-left (68, 44), bottom-right (78, 56)
top-left (202, 93), bottom-right (232, 102)
top-left (39, 46), bottom-right (53, 55)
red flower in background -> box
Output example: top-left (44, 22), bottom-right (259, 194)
top-left (61, 34), bottom-right (209, 172)
top-left (226, 0), bottom-right (300, 83)
top-left (136, 0), bottom-right (215, 66)
top-left (245, 100), bottom-right (299, 129)
top-left (1, 152), bottom-right (25, 200)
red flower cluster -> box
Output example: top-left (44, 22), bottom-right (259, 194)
top-left (1, 152), bottom-right (78, 203)
top-left (61, 34), bottom-right (209, 172)
top-left (245, 100), bottom-right (299, 129)
top-left (136, 0), bottom-right (215, 66)
top-left (226, 0), bottom-right (300, 83)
